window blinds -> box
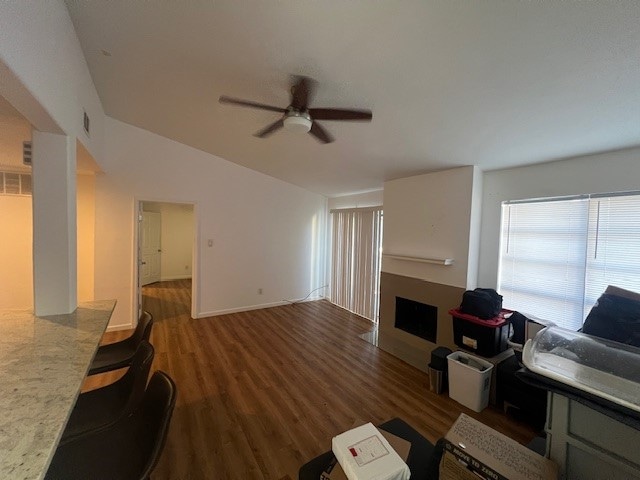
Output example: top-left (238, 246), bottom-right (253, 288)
top-left (499, 198), bottom-right (589, 330)
top-left (499, 192), bottom-right (640, 331)
top-left (584, 194), bottom-right (640, 318)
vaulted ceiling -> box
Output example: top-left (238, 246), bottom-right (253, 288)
top-left (64, 0), bottom-right (640, 196)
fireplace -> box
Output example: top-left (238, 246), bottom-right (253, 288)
top-left (377, 272), bottom-right (464, 371)
top-left (394, 297), bottom-right (438, 343)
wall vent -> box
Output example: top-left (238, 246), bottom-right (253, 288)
top-left (83, 111), bottom-right (90, 136)
top-left (23, 141), bottom-right (32, 166)
top-left (0, 171), bottom-right (32, 196)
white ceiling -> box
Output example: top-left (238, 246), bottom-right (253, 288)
top-left (64, 0), bottom-right (640, 197)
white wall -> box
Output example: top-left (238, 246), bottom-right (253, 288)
top-left (0, 101), bottom-right (31, 169)
top-left (0, 124), bottom-right (96, 308)
top-left (158, 203), bottom-right (194, 281)
top-left (0, 1), bottom-right (104, 161)
top-left (0, 195), bottom-right (32, 309)
top-left (467, 166), bottom-right (483, 288)
top-left (0, 107), bottom-right (32, 309)
top-left (479, 146), bottom-right (640, 287)
top-left (382, 166), bottom-right (481, 288)
top-left (328, 190), bottom-right (383, 210)
top-left (96, 117), bottom-right (328, 329)
top-left (77, 173), bottom-right (95, 302)
top-left (0, 1), bottom-right (105, 315)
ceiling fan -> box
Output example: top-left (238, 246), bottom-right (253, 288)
top-left (219, 76), bottom-right (372, 144)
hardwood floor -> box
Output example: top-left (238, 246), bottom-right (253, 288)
top-left (91, 279), bottom-right (536, 479)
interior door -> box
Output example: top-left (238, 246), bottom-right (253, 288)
top-left (141, 212), bottom-right (161, 286)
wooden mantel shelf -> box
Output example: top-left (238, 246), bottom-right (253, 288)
top-left (382, 254), bottom-right (454, 266)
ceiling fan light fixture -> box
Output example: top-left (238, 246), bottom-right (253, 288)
top-left (283, 112), bottom-right (312, 133)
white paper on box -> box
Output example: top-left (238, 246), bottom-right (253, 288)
top-left (332, 423), bottom-right (411, 480)
top-left (442, 414), bottom-right (557, 480)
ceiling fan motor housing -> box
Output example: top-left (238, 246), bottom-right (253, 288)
top-left (283, 111), bottom-right (312, 133)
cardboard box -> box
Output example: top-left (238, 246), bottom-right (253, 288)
top-left (439, 414), bottom-right (557, 480)
top-left (323, 427), bottom-right (411, 480)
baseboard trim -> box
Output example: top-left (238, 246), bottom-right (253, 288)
top-left (106, 322), bottom-right (134, 332)
top-left (160, 275), bottom-right (192, 281)
top-left (195, 295), bottom-right (325, 318)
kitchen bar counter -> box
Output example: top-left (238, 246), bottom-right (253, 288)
top-left (0, 300), bottom-right (116, 479)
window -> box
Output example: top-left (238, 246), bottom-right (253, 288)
top-left (330, 207), bottom-right (383, 323)
top-left (498, 192), bottom-right (640, 331)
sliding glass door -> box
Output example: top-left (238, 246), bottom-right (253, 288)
top-left (330, 207), bottom-right (383, 323)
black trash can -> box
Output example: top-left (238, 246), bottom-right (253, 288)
top-left (428, 346), bottom-right (452, 394)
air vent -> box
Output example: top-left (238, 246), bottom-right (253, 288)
top-left (23, 141), bottom-right (32, 166)
top-left (20, 174), bottom-right (32, 195)
top-left (0, 171), bottom-right (33, 196)
top-left (83, 111), bottom-right (90, 136)
top-left (4, 173), bottom-right (20, 194)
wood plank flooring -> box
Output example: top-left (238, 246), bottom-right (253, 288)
top-left (89, 279), bottom-right (536, 479)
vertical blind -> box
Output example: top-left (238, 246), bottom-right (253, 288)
top-left (330, 207), bottom-right (383, 323)
top-left (498, 192), bottom-right (640, 330)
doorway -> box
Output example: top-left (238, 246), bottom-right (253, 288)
top-left (137, 200), bottom-right (196, 319)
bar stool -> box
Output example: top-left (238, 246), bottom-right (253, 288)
top-left (45, 371), bottom-right (177, 480)
top-left (89, 311), bottom-right (153, 375)
top-left (60, 340), bottom-right (155, 445)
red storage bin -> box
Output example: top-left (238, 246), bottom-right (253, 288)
top-left (449, 308), bottom-right (513, 358)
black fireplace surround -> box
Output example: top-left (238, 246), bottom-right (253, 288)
top-left (394, 297), bottom-right (438, 343)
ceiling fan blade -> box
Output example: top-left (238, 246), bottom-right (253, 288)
top-left (308, 108), bottom-right (373, 121)
top-left (254, 118), bottom-right (284, 138)
top-left (290, 76), bottom-right (315, 110)
top-left (219, 96), bottom-right (287, 114)
top-left (309, 121), bottom-right (334, 144)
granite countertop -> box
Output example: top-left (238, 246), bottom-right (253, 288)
top-left (0, 300), bottom-right (116, 480)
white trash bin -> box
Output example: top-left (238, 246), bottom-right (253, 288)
top-left (447, 351), bottom-right (494, 412)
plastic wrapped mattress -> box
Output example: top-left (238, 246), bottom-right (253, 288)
top-left (523, 326), bottom-right (640, 414)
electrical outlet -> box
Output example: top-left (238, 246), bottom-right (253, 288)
top-left (207, 239), bottom-right (213, 247)
top-left (258, 288), bottom-right (263, 295)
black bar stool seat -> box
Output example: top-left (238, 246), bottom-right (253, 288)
top-left (61, 340), bottom-right (155, 445)
top-left (89, 311), bottom-right (153, 375)
top-left (46, 371), bottom-right (177, 480)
